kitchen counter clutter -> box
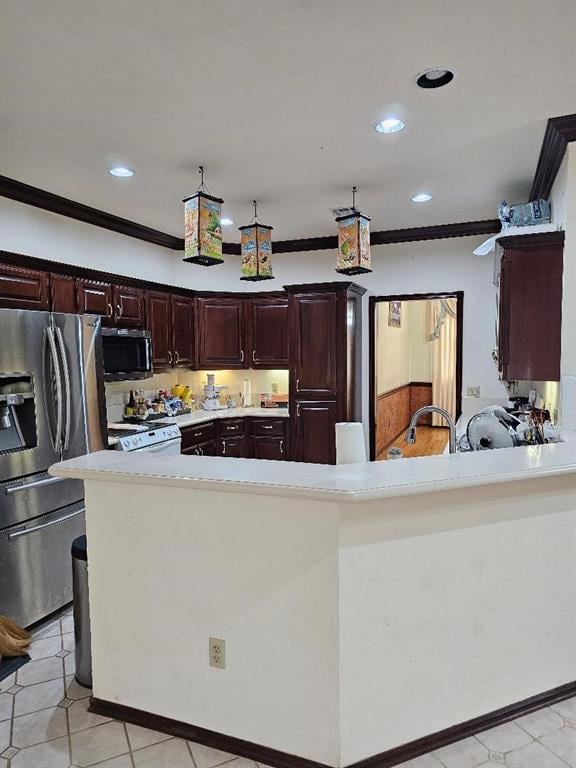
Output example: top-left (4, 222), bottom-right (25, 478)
top-left (49, 437), bottom-right (576, 766)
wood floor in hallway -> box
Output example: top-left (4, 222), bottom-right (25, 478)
top-left (378, 426), bottom-right (449, 460)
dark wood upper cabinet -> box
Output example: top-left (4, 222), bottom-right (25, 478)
top-left (114, 285), bottom-right (145, 328)
top-left (50, 274), bottom-right (77, 314)
top-left (0, 262), bottom-right (49, 311)
top-left (285, 282), bottom-right (365, 464)
top-left (497, 232), bottom-right (563, 382)
top-left (196, 297), bottom-right (247, 369)
top-left (76, 279), bottom-right (114, 324)
top-left (291, 400), bottom-right (338, 464)
top-left (171, 295), bottom-right (195, 367)
top-left (249, 295), bottom-right (289, 368)
top-left (289, 291), bottom-right (338, 398)
top-left (147, 291), bottom-right (172, 369)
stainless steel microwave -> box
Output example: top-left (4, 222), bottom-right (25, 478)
top-left (102, 328), bottom-right (153, 381)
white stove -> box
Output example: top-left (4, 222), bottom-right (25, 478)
top-left (110, 423), bottom-right (181, 454)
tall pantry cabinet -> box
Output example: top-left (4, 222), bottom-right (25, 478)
top-left (285, 282), bottom-right (365, 464)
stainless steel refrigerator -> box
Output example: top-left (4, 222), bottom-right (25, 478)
top-left (0, 309), bottom-right (107, 627)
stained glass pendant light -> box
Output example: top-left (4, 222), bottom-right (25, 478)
top-left (182, 166), bottom-right (224, 265)
top-left (335, 186), bottom-right (372, 275)
top-left (239, 201), bottom-right (274, 281)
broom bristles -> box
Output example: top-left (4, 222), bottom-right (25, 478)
top-left (0, 615), bottom-right (32, 658)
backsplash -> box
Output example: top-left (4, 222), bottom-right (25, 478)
top-left (105, 369), bottom-right (289, 423)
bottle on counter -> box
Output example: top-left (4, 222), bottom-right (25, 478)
top-left (124, 390), bottom-right (136, 418)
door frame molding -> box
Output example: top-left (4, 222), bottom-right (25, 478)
top-left (369, 291), bottom-right (464, 461)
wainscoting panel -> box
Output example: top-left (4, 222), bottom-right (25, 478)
top-left (376, 382), bottom-right (432, 456)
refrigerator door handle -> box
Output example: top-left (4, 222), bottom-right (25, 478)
top-left (8, 507), bottom-right (85, 539)
top-left (55, 326), bottom-right (72, 451)
top-left (46, 325), bottom-right (64, 454)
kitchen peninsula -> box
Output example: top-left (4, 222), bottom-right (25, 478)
top-left (50, 439), bottom-right (576, 768)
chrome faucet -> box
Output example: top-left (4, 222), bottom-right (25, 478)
top-left (405, 406), bottom-right (457, 454)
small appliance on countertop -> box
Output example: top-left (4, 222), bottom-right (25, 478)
top-left (201, 374), bottom-right (228, 411)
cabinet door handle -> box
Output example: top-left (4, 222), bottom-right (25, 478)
top-left (240, 349), bottom-right (245, 363)
top-left (263, 425), bottom-right (273, 430)
top-left (107, 303), bottom-right (114, 318)
top-left (296, 403), bottom-right (301, 417)
top-left (168, 351), bottom-right (173, 365)
top-left (252, 350), bottom-right (256, 363)
top-left (280, 439), bottom-right (284, 454)
top-left (192, 430), bottom-right (204, 438)
top-left (117, 304), bottom-right (122, 318)
top-left (296, 378), bottom-right (300, 392)
top-left (174, 350), bottom-right (180, 364)
top-left (199, 446), bottom-right (204, 456)
top-left (227, 426), bottom-right (239, 431)
top-left (222, 442), bottom-right (226, 455)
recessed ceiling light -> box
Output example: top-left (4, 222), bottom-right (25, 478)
top-left (375, 118), bottom-right (405, 134)
top-left (221, 217), bottom-right (234, 226)
top-left (411, 193), bottom-right (433, 203)
top-left (415, 68), bottom-right (454, 89)
top-left (109, 167), bottom-right (134, 178)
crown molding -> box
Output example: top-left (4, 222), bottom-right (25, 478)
top-left (0, 174), bottom-right (184, 250)
top-left (530, 113), bottom-right (576, 200)
top-left (2, 113), bottom-right (573, 256)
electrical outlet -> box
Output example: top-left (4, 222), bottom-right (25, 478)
top-left (271, 381), bottom-right (278, 394)
top-left (209, 637), bottom-right (225, 669)
top-left (467, 386), bottom-right (480, 398)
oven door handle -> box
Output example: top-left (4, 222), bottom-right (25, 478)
top-left (139, 438), bottom-right (181, 454)
top-left (8, 507), bottom-right (85, 539)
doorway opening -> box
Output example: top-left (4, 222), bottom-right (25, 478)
top-left (369, 292), bottom-right (463, 461)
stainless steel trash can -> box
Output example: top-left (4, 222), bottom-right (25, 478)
top-left (71, 535), bottom-right (92, 688)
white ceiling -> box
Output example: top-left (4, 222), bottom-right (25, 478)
top-left (1, 0), bottom-right (575, 243)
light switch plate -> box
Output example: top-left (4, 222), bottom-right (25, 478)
top-left (467, 386), bottom-right (480, 398)
top-left (209, 637), bottom-right (226, 669)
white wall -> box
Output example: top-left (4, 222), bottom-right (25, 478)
top-left (552, 145), bottom-right (576, 428)
top-left (85, 481), bottom-right (340, 765)
top-left (376, 300), bottom-right (432, 395)
top-left (0, 198), bottom-right (508, 433)
top-left (375, 302), bottom-right (411, 394)
top-left (550, 150), bottom-right (569, 228)
top-left (339, 473), bottom-right (576, 763)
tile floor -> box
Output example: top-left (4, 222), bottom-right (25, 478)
top-left (0, 607), bottom-right (574, 768)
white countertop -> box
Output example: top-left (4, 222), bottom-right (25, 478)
top-left (54, 430), bottom-right (576, 503)
top-left (156, 407), bottom-right (289, 429)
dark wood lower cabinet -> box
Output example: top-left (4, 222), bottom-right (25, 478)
top-left (291, 400), bottom-right (337, 464)
top-left (183, 439), bottom-right (217, 456)
top-left (218, 436), bottom-right (248, 458)
top-left (252, 436), bottom-right (286, 461)
top-left (181, 417), bottom-right (287, 461)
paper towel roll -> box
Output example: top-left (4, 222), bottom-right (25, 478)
top-left (242, 379), bottom-right (252, 408)
top-left (335, 422), bottom-right (367, 464)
